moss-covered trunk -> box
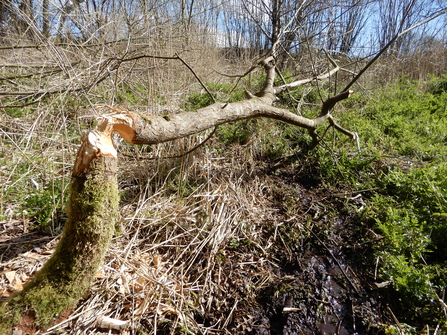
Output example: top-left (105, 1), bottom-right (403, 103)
top-left (0, 156), bottom-right (119, 331)
top-left (0, 57), bottom-right (355, 334)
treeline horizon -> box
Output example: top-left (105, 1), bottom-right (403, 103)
top-left (1, 1), bottom-right (446, 59)
top-left (1, 0), bottom-right (447, 111)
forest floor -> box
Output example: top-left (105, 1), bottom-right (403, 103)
top-left (1, 150), bottom-right (390, 335)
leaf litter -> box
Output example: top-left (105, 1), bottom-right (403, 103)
top-left (1, 135), bottom-right (387, 334)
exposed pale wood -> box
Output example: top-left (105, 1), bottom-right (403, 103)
top-left (0, 56), bottom-right (356, 333)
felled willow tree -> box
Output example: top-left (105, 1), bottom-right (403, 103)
top-left (0, 56), bottom-right (356, 333)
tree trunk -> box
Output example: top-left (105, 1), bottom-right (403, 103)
top-left (1, 153), bottom-right (119, 330)
top-left (42, 0), bottom-right (50, 38)
top-left (0, 58), bottom-right (355, 333)
top-left (17, 0), bottom-right (35, 40)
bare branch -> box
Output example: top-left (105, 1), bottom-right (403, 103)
top-left (0, 55), bottom-right (179, 104)
top-left (343, 7), bottom-right (447, 92)
top-left (175, 53), bottom-right (216, 104)
top-left (306, 90), bottom-right (355, 147)
top-left (0, 37), bottom-right (153, 51)
top-left (274, 66), bottom-right (341, 94)
top-left (73, 81), bottom-right (355, 175)
top-left (320, 90), bottom-right (354, 116)
top-left (257, 56), bottom-right (276, 98)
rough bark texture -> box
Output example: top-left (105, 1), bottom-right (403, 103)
top-left (0, 58), bottom-right (355, 334)
top-left (92, 89), bottom-right (354, 148)
top-left (0, 150), bottom-right (119, 332)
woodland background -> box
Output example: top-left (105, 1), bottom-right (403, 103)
top-left (1, 0), bottom-right (447, 334)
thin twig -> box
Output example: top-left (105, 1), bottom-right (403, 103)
top-left (162, 127), bottom-right (218, 159)
top-left (122, 127), bottom-right (218, 161)
top-left (342, 7), bottom-right (447, 92)
top-left (175, 53), bottom-right (216, 103)
top-left (0, 236), bottom-right (58, 247)
top-left (386, 307), bottom-right (404, 335)
top-left (0, 36), bottom-right (152, 51)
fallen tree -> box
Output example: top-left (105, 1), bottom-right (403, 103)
top-left (0, 56), bottom-right (356, 333)
top-left (2, 5), bottom-right (447, 332)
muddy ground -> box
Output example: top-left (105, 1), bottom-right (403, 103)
top-left (1, 156), bottom-right (395, 335)
top-left (220, 160), bottom-right (389, 335)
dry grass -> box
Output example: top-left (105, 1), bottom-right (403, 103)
top-left (0, 34), bottom-right (286, 334)
top-left (90, 153), bottom-right (276, 334)
top-left (3, 21), bottom-right (446, 334)
top-left (0, 116), bottom-right (284, 334)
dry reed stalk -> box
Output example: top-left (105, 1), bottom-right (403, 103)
top-left (1, 24), bottom-right (284, 334)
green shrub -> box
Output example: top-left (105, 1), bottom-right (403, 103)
top-left (216, 120), bottom-right (255, 145)
top-left (183, 75), bottom-right (447, 330)
top-left (319, 75), bottom-right (447, 329)
top-left (426, 73), bottom-right (447, 95)
top-left (115, 82), bottom-right (148, 105)
top-left (1, 158), bottom-right (67, 233)
top-left (183, 81), bottom-right (245, 111)
top-left (22, 180), bottom-right (66, 232)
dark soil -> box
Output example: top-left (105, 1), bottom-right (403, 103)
top-left (1, 154), bottom-right (392, 335)
top-left (219, 159), bottom-right (388, 335)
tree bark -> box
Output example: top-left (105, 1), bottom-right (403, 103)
top-left (0, 153), bottom-right (119, 331)
top-left (42, 0), bottom-right (50, 38)
top-left (0, 58), bottom-right (355, 333)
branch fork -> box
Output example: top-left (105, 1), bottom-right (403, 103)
top-left (73, 57), bottom-right (358, 176)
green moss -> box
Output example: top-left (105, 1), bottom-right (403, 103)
top-left (140, 113), bottom-right (152, 124)
top-left (0, 156), bottom-right (119, 332)
top-left (0, 304), bottom-right (20, 334)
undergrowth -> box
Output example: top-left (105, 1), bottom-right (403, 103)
top-left (178, 72), bottom-right (447, 331)
top-left (325, 75), bottom-right (447, 332)
top-left (3, 64), bottom-right (447, 334)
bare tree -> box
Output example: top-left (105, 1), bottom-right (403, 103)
top-left (375, 0), bottom-right (442, 57)
top-left (14, 0), bottom-right (36, 40)
top-left (0, 0), bottom-right (447, 332)
top-left (324, 0), bottom-right (369, 55)
top-left (0, 0), bottom-right (13, 38)
top-left (0, 54), bottom-right (357, 332)
top-left (228, 0), bottom-right (370, 70)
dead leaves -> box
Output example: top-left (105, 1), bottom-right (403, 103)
top-left (0, 248), bottom-right (54, 299)
top-left (1, 270), bottom-right (24, 297)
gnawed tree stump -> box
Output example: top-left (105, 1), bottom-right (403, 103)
top-left (0, 58), bottom-right (356, 333)
top-left (0, 155), bottom-right (119, 330)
